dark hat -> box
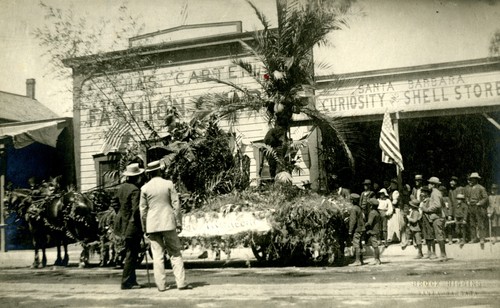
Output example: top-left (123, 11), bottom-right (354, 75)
top-left (390, 178), bottom-right (398, 184)
top-left (450, 176), bottom-right (459, 181)
top-left (409, 200), bottom-right (420, 208)
top-left (362, 179), bottom-right (372, 185)
top-left (438, 185), bottom-right (447, 192)
top-left (369, 198), bottom-right (379, 206)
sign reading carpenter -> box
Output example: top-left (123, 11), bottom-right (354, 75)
top-left (316, 71), bottom-right (500, 117)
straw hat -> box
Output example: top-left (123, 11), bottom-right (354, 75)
top-left (146, 160), bottom-right (162, 173)
top-left (428, 177), bottom-right (441, 185)
top-left (468, 172), bottom-right (481, 179)
top-left (122, 163), bottom-right (144, 177)
top-left (378, 188), bottom-right (389, 197)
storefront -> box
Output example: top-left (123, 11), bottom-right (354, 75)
top-left (316, 57), bottom-right (500, 190)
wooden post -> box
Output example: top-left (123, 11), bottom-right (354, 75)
top-left (0, 143), bottom-right (6, 252)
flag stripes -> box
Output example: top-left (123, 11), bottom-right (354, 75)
top-left (379, 112), bottom-right (404, 171)
top-left (100, 120), bottom-right (129, 155)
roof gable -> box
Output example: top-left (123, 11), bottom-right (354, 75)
top-left (0, 91), bottom-right (60, 122)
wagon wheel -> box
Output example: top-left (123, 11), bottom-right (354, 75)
top-left (250, 232), bottom-right (273, 262)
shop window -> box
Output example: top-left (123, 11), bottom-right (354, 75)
top-left (92, 152), bottom-right (121, 188)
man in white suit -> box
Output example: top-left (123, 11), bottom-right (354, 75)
top-left (139, 160), bottom-right (191, 291)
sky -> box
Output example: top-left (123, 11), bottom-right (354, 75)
top-left (1, 0), bottom-right (500, 117)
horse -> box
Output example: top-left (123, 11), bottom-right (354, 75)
top-left (6, 177), bottom-right (100, 268)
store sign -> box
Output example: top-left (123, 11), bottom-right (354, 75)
top-left (316, 71), bottom-right (500, 117)
top-left (179, 211), bottom-right (271, 237)
top-left (80, 59), bottom-right (263, 128)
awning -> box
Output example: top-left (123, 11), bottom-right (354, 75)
top-left (0, 120), bottom-right (66, 149)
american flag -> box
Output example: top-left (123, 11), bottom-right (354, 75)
top-left (99, 120), bottom-right (129, 155)
top-left (379, 112), bottom-right (404, 171)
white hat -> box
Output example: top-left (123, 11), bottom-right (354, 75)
top-left (122, 163), bottom-right (144, 177)
top-left (146, 160), bottom-right (162, 173)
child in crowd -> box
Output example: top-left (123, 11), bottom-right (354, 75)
top-left (440, 185), bottom-right (455, 244)
top-left (487, 184), bottom-right (500, 244)
top-left (377, 188), bottom-right (393, 248)
top-left (407, 200), bottom-right (423, 259)
top-left (454, 193), bottom-right (468, 248)
top-left (365, 198), bottom-right (382, 265)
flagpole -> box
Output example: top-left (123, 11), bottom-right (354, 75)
top-left (393, 112), bottom-right (403, 191)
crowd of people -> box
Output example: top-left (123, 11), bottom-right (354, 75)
top-left (346, 173), bottom-right (500, 266)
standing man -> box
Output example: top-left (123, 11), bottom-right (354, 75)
top-left (348, 193), bottom-right (365, 266)
top-left (139, 160), bottom-right (191, 291)
top-left (465, 172), bottom-right (489, 249)
top-left (117, 163), bottom-right (145, 290)
top-left (449, 176), bottom-right (464, 210)
top-left (360, 179), bottom-right (375, 219)
top-left (424, 177), bottom-right (447, 261)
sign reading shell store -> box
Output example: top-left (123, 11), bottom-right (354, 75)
top-left (316, 70), bottom-right (500, 117)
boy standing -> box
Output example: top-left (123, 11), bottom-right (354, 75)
top-left (487, 184), bottom-right (499, 244)
top-left (348, 193), bottom-right (365, 266)
top-left (407, 200), bottom-right (423, 258)
top-left (365, 198), bottom-right (382, 265)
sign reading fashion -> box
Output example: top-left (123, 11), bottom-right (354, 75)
top-left (316, 71), bottom-right (500, 117)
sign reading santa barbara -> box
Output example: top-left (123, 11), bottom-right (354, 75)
top-left (316, 71), bottom-right (500, 117)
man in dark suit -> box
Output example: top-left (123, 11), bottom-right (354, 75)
top-left (139, 160), bottom-right (191, 291)
top-left (117, 163), bottom-right (145, 290)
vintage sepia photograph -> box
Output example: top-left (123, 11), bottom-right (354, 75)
top-left (0, 0), bottom-right (499, 307)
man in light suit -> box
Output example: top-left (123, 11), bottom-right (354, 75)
top-left (139, 160), bottom-right (191, 292)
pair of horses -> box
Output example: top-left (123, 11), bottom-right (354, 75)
top-left (6, 178), bottom-right (99, 268)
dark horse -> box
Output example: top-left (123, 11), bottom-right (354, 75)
top-left (7, 179), bottom-right (99, 268)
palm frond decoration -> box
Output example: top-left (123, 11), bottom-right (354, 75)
top-left (191, 0), bottom-right (355, 187)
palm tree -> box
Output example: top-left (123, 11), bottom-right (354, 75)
top-left (196, 0), bottom-right (354, 186)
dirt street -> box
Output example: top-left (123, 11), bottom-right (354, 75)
top-left (0, 243), bottom-right (499, 307)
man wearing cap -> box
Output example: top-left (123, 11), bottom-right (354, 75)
top-left (422, 177), bottom-right (447, 261)
top-left (487, 184), bottom-right (500, 244)
top-left (365, 198), bottom-right (382, 265)
top-left (411, 174), bottom-right (424, 202)
top-left (419, 186), bottom-right (437, 259)
top-left (454, 193), bottom-right (468, 248)
top-left (464, 172), bottom-right (489, 247)
top-left (139, 160), bottom-right (191, 291)
top-left (348, 193), bottom-right (365, 266)
top-left (360, 179), bottom-right (375, 219)
top-left (117, 163), bottom-right (145, 290)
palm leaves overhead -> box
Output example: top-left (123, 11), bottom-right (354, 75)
top-left (196, 0), bottom-right (354, 169)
